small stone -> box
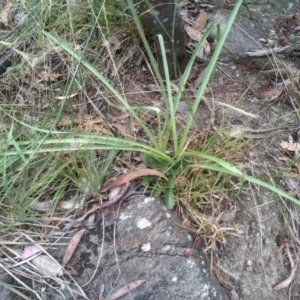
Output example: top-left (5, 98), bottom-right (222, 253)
top-left (141, 243), bottom-right (151, 252)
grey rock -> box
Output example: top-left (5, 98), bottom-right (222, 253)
top-left (73, 195), bottom-right (229, 299)
top-left (0, 196), bottom-right (229, 300)
top-left (207, 2), bottom-right (300, 71)
top-left (208, 8), bottom-right (272, 70)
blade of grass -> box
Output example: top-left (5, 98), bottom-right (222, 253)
top-left (186, 157), bottom-right (300, 206)
top-left (157, 23), bottom-right (216, 152)
top-left (156, 34), bottom-right (177, 150)
top-left (0, 281), bottom-right (32, 300)
top-left (5, 120), bottom-right (27, 163)
top-left (1, 136), bottom-right (170, 160)
top-left (179, 0), bottom-right (243, 152)
top-left (1, 108), bottom-right (170, 160)
top-left (42, 30), bottom-right (159, 148)
top-left (174, 21), bottom-right (216, 111)
top-left (126, 0), bottom-right (166, 98)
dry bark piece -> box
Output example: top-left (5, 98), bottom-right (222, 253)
top-left (193, 9), bottom-right (208, 31)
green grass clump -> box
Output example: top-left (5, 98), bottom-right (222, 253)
top-left (2, 0), bottom-right (300, 238)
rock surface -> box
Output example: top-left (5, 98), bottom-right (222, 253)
top-left (68, 196), bottom-right (229, 299)
top-left (0, 195), bottom-right (230, 299)
top-left (206, 2), bottom-right (300, 71)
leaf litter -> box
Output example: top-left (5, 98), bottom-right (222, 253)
top-left (62, 229), bottom-right (85, 268)
top-left (183, 9), bottom-right (210, 60)
top-left (0, 1), bottom-right (12, 26)
top-left (99, 168), bottom-right (166, 193)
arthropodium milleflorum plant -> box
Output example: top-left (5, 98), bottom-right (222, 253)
top-left (2, 0), bottom-right (300, 211)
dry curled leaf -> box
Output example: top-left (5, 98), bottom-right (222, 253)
top-left (100, 168), bottom-right (167, 193)
top-left (62, 229), bottom-right (85, 267)
top-left (250, 86), bottom-right (283, 100)
top-left (38, 71), bottom-right (64, 82)
top-left (0, 2), bottom-right (12, 26)
top-left (184, 24), bottom-right (210, 58)
top-left (111, 123), bottom-right (135, 140)
top-left (184, 25), bottom-right (202, 42)
top-left (193, 10), bottom-right (208, 31)
top-left (108, 36), bottom-right (121, 50)
top-left (280, 141), bottom-right (300, 151)
top-left (274, 265), bottom-right (297, 290)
